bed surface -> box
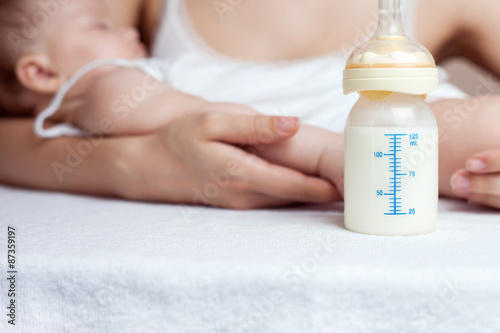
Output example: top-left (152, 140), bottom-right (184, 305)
top-left (1, 184), bottom-right (499, 332)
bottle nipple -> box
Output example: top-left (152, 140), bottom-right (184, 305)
top-left (342, 0), bottom-right (439, 96)
top-left (345, 0), bottom-right (435, 70)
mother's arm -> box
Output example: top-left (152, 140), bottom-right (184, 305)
top-left (417, 0), bottom-right (500, 77)
top-left (0, 115), bottom-right (338, 208)
top-left (450, 0), bottom-right (500, 77)
top-left (0, 118), bottom-right (119, 196)
top-left (415, 0), bottom-right (500, 209)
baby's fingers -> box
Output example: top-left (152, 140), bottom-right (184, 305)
top-left (451, 169), bottom-right (500, 209)
top-left (465, 148), bottom-right (500, 174)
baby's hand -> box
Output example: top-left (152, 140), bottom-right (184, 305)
top-left (450, 148), bottom-right (500, 209)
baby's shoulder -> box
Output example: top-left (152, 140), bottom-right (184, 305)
top-left (89, 63), bottom-right (159, 96)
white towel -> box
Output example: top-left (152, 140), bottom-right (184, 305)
top-left (1, 185), bottom-right (499, 333)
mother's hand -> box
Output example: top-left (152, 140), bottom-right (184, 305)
top-left (113, 112), bottom-right (340, 209)
top-left (450, 148), bottom-right (500, 209)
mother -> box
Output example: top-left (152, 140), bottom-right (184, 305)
top-left (1, 0), bottom-right (500, 209)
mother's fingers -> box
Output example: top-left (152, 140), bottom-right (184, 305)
top-left (450, 169), bottom-right (500, 209)
top-left (216, 144), bottom-right (341, 203)
top-left (218, 193), bottom-right (295, 210)
top-left (465, 148), bottom-right (500, 174)
top-left (468, 193), bottom-right (500, 210)
top-left (198, 112), bottom-right (300, 145)
top-left (450, 170), bottom-right (472, 198)
top-left (248, 157), bottom-right (341, 203)
top-left (157, 111), bottom-right (339, 208)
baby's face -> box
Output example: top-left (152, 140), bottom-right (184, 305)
top-left (40, 0), bottom-right (147, 77)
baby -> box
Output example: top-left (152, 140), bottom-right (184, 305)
top-left (0, 0), bottom-right (345, 198)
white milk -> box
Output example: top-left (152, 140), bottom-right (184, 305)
top-left (344, 125), bottom-right (438, 236)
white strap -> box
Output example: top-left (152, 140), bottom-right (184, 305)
top-left (34, 58), bottom-right (162, 138)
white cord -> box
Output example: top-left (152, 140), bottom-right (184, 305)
top-left (33, 58), bottom-right (148, 138)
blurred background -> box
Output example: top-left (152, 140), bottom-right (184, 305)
top-left (443, 57), bottom-right (500, 95)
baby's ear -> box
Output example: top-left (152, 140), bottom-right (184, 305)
top-left (15, 54), bottom-right (65, 94)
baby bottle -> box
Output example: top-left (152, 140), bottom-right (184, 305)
top-left (342, 0), bottom-right (439, 236)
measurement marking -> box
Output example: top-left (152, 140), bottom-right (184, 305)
top-left (384, 134), bottom-right (407, 215)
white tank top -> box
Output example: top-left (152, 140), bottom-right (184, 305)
top-left (34, 0), bottom-right (467, 138)
top-left (150, 0), bottom-right (466, 133)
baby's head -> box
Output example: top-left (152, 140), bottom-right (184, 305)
top-left (0, 0), bottom-right (147, 114)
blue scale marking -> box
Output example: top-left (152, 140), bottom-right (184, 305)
top-left (383, 134), bottom-right (408, 216)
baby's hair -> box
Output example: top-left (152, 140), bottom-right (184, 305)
top-left (0, 0), bottom-right (37, 115)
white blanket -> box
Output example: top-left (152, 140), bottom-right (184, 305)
top-left (1, 185), bottom-right (499, 333)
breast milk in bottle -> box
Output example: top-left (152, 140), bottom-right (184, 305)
top-left (342, 0), bottom-right (439, 236)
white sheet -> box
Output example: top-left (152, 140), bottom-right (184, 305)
top-left (1, 184), bottom-right (499, 333)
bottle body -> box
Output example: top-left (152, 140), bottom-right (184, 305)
top-left (344, 93), bottom-right (438, 236)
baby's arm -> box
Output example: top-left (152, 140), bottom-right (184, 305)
top-left (75, 68), bottom-right (207, 135)
top-left (74, 67), bottom-right (346, 196)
